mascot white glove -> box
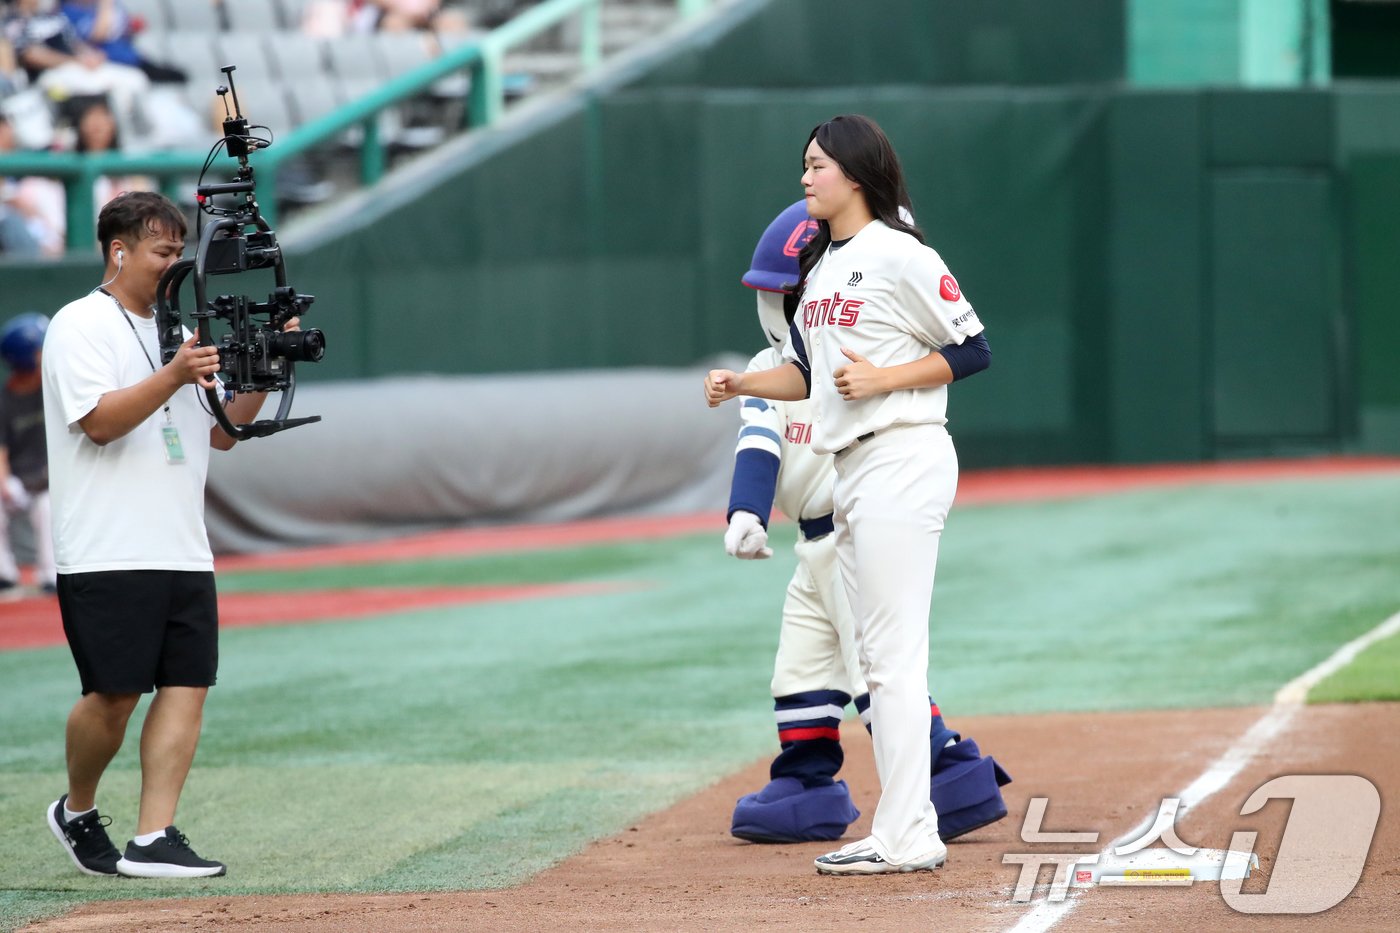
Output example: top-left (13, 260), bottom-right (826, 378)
top-left (725, 510), bottom-right (772, 560)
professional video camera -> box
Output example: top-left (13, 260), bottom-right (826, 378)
top-left (156, 64), bottom-right (325, 440)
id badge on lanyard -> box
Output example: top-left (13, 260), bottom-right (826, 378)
top-left (162, 417), bottom-right (186, 465)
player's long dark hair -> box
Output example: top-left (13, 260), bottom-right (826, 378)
top-left (795, 115), bottom-right (922, 304)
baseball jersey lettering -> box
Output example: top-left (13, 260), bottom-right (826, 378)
top-left (802, 291), bottom-right (865, 329)
top-left (785, 421), bottom-right (814, 445)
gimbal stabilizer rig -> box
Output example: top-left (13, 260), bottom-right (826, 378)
top-left (157, 64), bottom-right (326, 440)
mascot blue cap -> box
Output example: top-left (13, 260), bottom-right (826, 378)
top-left (742, 199), bottom-right (816, 294)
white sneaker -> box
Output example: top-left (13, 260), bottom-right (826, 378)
top-left (814, 836), bottom-right (947, 875)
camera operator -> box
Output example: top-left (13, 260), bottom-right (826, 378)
top-left (41, 190), bottom-right (300, 879)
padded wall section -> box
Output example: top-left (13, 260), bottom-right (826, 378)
top-left (1106, 93), bottom-right (1208, 463)
top-left (1342, 152), bottom-right (1400, 453)
top-left (635, 0), bottom-right (1125, 90)
top-left (1208, 172), bottom-right (1340, 448)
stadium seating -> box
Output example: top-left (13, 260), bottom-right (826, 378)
top-left (0, 0), bottom-right (687, 226)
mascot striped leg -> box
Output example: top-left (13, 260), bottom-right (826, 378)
top-left (731, 690), bottom-right (861, 843)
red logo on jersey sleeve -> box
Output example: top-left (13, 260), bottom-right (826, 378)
top-left (939, 274), bottom-right (961, 302)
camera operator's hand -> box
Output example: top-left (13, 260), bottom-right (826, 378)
top-left (281, 317), bottom-right (301, 333)
top-left (170, 334), bottom-right (221, 390)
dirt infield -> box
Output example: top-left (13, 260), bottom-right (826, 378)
top-left (25, 702), bottom-right (1398, 932)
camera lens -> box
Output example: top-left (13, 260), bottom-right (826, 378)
top-left (268, 328), bottom-right (326, 363)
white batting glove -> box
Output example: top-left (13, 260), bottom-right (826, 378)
top-left (725, 510), bottom-right (773, 560)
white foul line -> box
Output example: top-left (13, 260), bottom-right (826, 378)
top-left (1003, 609), bottom-right (1400, 933)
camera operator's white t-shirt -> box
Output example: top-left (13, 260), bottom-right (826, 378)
top-left (43, 291), bottom-right (218, 573)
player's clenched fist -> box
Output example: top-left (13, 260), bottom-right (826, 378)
top-left (705, 369), bottom-right (742, 407)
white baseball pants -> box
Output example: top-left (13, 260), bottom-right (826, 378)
top-left (833, 423), bottom-right (957, 864)
top-left (0, 486), bottom-right (55, 589)
top-left (770, 532), bottom-right (867, 700)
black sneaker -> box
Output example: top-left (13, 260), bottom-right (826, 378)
top-left (116, 826), bottom-right (226, 878)
top-left (46, 795), bottom-right (121, 876)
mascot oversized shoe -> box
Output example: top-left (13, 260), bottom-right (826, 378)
top-left (731, 778), bottom-right (860, 843)
top-left (930, 737), bottom-right (1012, 840)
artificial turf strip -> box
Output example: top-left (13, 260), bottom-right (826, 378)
top-left (0, 472), bottom-right (1396, 930)
top-left (1308, 629), bottom-right (1400, 703)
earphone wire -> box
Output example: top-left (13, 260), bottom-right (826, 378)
top-left (96, 251), bottom-right (123, 290)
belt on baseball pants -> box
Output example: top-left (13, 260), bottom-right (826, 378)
top-left (836, 430), bottom-right (876, 457)
top-left (799, 513), bottom-right (835, 541)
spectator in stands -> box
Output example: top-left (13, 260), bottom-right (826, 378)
top-left (301, 0), bottom-right (470, 36)
top-left (1, 0), bottom-right (150, 136)
top-left (0, 113), bottom-right (64, 257)
top-left (300, 0), bottom-right (381, 36)
top-left (72, 96), bottom-right (153, 208)
top-left (2, 33), bottom-right (23, 95)
top-left (472, 0), bottom-right (525, 30)
top-left (60, 0), bottom-right (186, 84)
top-left (373, 0), bottom-right (471, 33)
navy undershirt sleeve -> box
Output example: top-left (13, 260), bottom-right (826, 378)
top-left (937, 332), bottom-right (991, 381)
top-left (787, 319), bottom-right (812, 397)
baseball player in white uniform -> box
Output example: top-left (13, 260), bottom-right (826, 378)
top-left (725, 200), bottom-right (1009, 848)
top-left (706, 115), bottom-right (992, 875)
top-left (0, 312), bottom-right (56, 594)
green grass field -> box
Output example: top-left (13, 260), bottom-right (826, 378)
top-left (2, 472), bottom-right (1397, 931)
top-left (1310, 629), bottom-right (1400, 702)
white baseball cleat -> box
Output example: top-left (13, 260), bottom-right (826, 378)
top-left (814, 836), bottom-right (947, 875)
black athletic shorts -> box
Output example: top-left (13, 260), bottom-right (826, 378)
top-left (57, 570), bottom-right (219, 695)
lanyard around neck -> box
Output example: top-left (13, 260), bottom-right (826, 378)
top-left (99, 287), bottom-right (173, 421)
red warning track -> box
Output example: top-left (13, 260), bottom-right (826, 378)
top-left (3, 456), bottom-right (1397, 653)
top-left (0, 582), bottom-right (629, 652)
top-left (955, 455), bottom-right (1400, 505)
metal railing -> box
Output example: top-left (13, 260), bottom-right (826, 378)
top-left (0, 0), bottom-right (712, 252)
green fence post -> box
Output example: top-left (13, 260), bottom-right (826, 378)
top-left (361, 117), bottom-right (384, 186)
top-left (65, 172), bottom-right (96, 254)
top-left (580, 0), bottom-right (601, 70)
top-left (470, 43), bottom-right (505, 126)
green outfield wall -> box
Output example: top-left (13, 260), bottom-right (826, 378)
top-left (3, 0), bottom-right (1398, 465)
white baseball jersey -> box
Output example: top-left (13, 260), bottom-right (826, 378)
top-left (781, 220), bottom-right (983, 455)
